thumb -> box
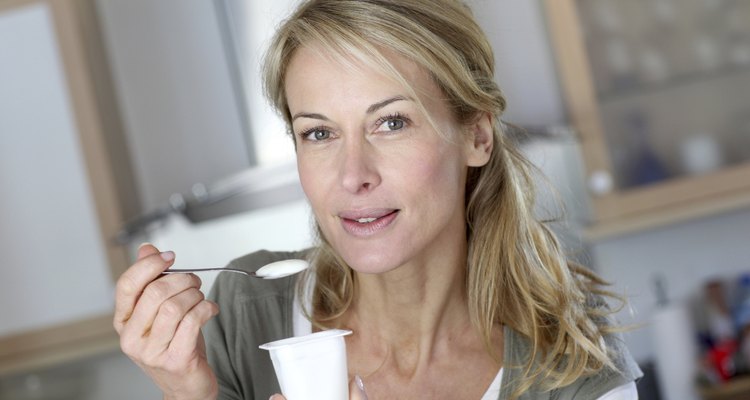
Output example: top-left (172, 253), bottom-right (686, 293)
top-left (137, 242), bottom-right (160, 260)
top-left (349, 375), bottom-right (368, 400)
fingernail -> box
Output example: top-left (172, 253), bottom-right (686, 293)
top-left (160, 251), bottom-right (175, 262)
top-left (355, 375), bottom-right (367, 398)
top-left (138, 242), bottom-right (152, 250)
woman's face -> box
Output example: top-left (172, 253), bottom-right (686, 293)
top-left (285, 45), bottom-right (491, 274)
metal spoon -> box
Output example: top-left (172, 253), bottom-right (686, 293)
top-left (163, 259), bottom-right (309, 279)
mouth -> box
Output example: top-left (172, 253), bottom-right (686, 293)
top-left (340, 208), bottom-right (398, 223)
top-left (338, 209), bottom-right (400, 236)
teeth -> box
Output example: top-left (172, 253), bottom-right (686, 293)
top-left (356, 217), bottom-right (377, 223)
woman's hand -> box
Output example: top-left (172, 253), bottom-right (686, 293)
top-left (114, 243), bottom-right (220, 400)
top-left (269, 375), bottom-right (368, 400)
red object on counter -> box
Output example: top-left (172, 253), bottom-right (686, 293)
top-left (707, 340), bottom-right (738, 382)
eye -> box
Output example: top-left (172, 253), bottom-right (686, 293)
top-left (300, 127), bottom-right (332, 141)
top-left (385, 119), bottom-right (404, 130)
top-left (375, 113), bottom-right (410, 133)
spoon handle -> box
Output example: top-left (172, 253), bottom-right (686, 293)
top-left (162, 267), bottom-right (257, 277)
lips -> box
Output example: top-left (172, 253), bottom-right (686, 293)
top-left (338, 209), bottom-right (399, 237)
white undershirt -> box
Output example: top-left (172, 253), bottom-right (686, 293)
top-left (292, 288), bottom-right (637, 399)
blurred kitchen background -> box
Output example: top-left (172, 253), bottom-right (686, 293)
top-left (1, 0), bottom-right (749, 399)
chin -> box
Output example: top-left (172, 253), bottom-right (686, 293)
top-left (334, 242), bottom-right (405, 275)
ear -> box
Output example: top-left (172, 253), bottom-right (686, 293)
top-left (465, 112), bottom-right (494, 167)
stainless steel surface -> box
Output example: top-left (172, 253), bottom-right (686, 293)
top-left (114, 161), bottom-right (304, 244)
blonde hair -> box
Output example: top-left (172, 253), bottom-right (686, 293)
top-left (263, 0), bottom-right (620, 396)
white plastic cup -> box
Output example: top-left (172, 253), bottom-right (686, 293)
top-left (260, 329), bottom-right (352, 400)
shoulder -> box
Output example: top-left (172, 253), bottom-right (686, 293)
top-left (553, 331), bottom-right (642, 399)
top-left (502, 326), bottom-right (642, 400)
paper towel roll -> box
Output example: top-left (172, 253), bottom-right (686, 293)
top-left (652, 303), bottom-right (700, 400)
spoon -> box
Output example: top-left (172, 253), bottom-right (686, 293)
top-left (163, 259), bottom-right (309, 279)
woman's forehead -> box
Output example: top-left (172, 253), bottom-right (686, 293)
top-left (285, 43), bottom-right (440, 106)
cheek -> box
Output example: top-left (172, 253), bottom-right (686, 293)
top-left (408, 146), bottom-right (465, 190)
top-left (297, 157), bottom-right (326, 207)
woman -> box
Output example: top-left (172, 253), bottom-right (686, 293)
top-left (114, 1), bottom-right (642, 399)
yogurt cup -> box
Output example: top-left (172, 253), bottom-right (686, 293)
top-left (260, 329), bottom-right (352, 400)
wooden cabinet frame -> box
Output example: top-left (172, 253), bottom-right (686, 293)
top-left (543, 0), bottom-right (750, 239)
top-left (0, 0), bottom-right (129, 375)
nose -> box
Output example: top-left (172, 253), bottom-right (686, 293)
top-left (339, 137), bottom-right (381, 194)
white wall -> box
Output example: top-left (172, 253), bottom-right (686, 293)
top-left (220, 0), bottom-right (298, 167)
top-left (0, 3), bottom-right (114, 337)
top-left (594, 209), bottom-right (750, 362)
top-left (470, 0), bottom-right (566, 126)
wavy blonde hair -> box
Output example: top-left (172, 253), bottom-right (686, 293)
top-left (262, 0), bottom-right (620, 396)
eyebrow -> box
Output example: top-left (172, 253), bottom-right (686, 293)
top-left (291, 95), bottom-right (411, 122)
top-left (366, 95), bottom-right (409, 114)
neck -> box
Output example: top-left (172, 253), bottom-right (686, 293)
top-left (344, 245), bottom-right (473, 372)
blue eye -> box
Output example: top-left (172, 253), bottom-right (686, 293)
top-left (375, 113), bottom-right (410, 132)
top-left (386, 119), bottom-right (404, 130)
top-left (301, 127), bottom-right (331, 141)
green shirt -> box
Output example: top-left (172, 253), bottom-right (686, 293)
top-left (204, 250), bottom-right (642, 399)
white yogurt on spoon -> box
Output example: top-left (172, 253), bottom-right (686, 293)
top-left (256, 259), bottom-right (310, 279)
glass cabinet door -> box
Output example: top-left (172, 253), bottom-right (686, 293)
top-left (544, 0), bottom-right (750, 236)
top-left (579, 0), bottom-right (750, 188)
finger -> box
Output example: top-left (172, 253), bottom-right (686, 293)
top-left (168, 299), bottom-right (219, 355)
top-left (145, 287), bottom-right (206, 354)
top-left (137, 242), bottom-right (160, 261)
top-left (269, 395), bottom-right (285, 400)
top-left (114, 250), bottom-right (177, 331)
top-left (122, 273), bottom-right (202, 337)
top-left (114, 244), bottom-right (159, 332)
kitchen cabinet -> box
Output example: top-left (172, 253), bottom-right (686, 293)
top-left (0, 0), bottom-right (129, 374)
top-left (543, 0), bottom-right (750, 239)
top-left (94, 0), bottom-right (255, 214)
